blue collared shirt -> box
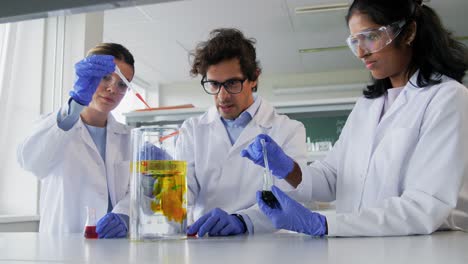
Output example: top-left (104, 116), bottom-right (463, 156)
top-left (220, 94), bottom-right (261, 145)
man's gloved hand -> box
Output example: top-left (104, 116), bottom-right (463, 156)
top-left (241, 134), bottom-right (294, 179)
top-left (69, 55), bottom-right (115, 106)
top-left (139, 141), bottom-right (172, 160)
top-left (257, 185), bottom-right (327, 236)
top-left (96, 212), bottom-right (128, 239)
top-left (187, 208), bottom-right (246, 237)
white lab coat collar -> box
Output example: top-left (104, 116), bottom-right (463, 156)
top-left (106, 114), bottom-right (131, 135)
top-left (200, 96), bottom-right (274, 129)
top-left (73, 113), bottom-right (130, 135)
top-left (366, 69), bottom-right (442, 163)
top-left (199, 96), bottom-right (276, 154)
top-left (377, 70), bottom-right (433, 124)
top-left (73, 113), bottom-right (130, 165)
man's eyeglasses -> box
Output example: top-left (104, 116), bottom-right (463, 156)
top-left (201, 77), bottom-right (246, 95)
top-left (101, 74), bottom-right (128, 95)
top-left (346, 19), bottom-right (406, 57)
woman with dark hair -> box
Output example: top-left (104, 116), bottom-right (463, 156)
top-left (242, 0), bottom-right (468, 236)
top-left (18, 43), bottom-right (135, 238)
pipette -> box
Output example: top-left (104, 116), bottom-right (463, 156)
top-left (260, 139), bottom-right (279, 208)
top-left (115, 66), bottom-right (152, 109)
top-left (159, 130), bottom-right (180, 143)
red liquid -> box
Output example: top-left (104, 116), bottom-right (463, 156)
top-left (84, 226), bottom-right (98, 239)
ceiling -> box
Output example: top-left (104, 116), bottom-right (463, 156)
top-left (102, 0), bottom-right (468, 86)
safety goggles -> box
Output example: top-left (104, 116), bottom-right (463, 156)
top-left (100, 74), bottom-right (128, 95)
top-left (346, 20), bottom-right (406, 57)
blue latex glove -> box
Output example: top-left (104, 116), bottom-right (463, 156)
top-left (96, 213), bottom-right (128, 238)
top-left (187, 208), bottom-right (246, 237)
top-left (241, 134), bottom-right (294, 179)
top-left (139, 141), bottom-right (172, 160)
top-left (257, 185), bottom-right (327, 236)
top-left (69, 55), bottom-right (116, 105)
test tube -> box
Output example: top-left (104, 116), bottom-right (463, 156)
top-left (260, 139), bottom-right (279, 208)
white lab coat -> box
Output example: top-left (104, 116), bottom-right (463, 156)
top-left (298, 72), bottom-right (468, 236)
top-left (17, 112), bottom-right (131, 233)
top-left (176, 96), bottom-right (308, 233)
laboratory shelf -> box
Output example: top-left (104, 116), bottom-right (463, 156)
top-left (274, 97), bottom-right (357, 115)
top-left (123, 97), bottom-right (358, 127)
top-left (124, 107), bottom-right (207, 127)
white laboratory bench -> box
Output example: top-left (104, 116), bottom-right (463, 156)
top-left (0, 231), bottom-right (467, 263)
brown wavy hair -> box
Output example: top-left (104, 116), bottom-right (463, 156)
top-left (190, 28), bottom-right (261, 91)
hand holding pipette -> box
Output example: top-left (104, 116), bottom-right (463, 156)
top-left (70, 55), bottom-right (115, 106)
top-left (115, 65), bottom-right (152, 109)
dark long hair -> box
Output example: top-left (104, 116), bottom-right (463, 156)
top-left (346, 0), bottom-right (467, 98)
top-left (190, 28), bottom-right (261, 91)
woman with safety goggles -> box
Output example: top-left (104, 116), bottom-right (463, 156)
top-left (18, 43), bottom-right (135, 238)
top-left (242, 0), bottom-right (468, 237)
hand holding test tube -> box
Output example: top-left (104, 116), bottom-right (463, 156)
top-left (260, 139), bottom-right (279, 208)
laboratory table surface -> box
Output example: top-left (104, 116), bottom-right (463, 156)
top-left (0, 231), bottom-right (467, 264)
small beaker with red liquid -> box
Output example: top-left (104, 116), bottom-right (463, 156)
top-left (84, 206), bottom-right (98, 239)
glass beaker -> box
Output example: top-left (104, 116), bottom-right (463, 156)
top-left (130, 125), bottom-right (187, 240)
top-left (84, 206), bottom-right (98, 239)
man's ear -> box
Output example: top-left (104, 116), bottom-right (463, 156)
top-left (405, 21), bottom-right (417, 45)
top-left (252, 68), bottom-right (261, 91)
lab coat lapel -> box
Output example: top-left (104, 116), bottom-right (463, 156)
top-left (229, 100), bottom-right (273, 156)
top-left (229, 122), bottom-right (262, 156)
top-left (204, 107), bottom-right (232, 148)
top-left (373, 88), bottom-right (409, 151)
top-left (362, 97), bottom-right (385, 171)
top-left (77, 118), bottom-right (103, 163)
top-left (105, 114), bottom-right (129, 207)
top-left (377, 90), bottom-right (408, 131)
top-left (105, 117), bottom-right (117, 207)
top-left (377, 71), bottom-right (418, 131)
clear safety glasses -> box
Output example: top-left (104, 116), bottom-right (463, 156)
top-left (201, 77), bottom-right (246, 95)
top-left (100, 74), bottom-right (129, 95)
top-left (346, 20), bottom-right (406, 57)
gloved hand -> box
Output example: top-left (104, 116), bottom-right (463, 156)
top-left (241, 134), bottom-right (294, 179)
top-left (139, 141), bottom-right (172, 160)
top-left (69, 55), bottom-right (116, 105)
top-left (187, 208), bottom-right (246, 237)
top-left (257, 185), bottom-right (327, 236)
top-left (96, 212), bottom-right (128, 238)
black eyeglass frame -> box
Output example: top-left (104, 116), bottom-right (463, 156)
top-left (200, 76), bottom-right (247, 95)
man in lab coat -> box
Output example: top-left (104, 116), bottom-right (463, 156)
top-left (177, 28), bottom-right (308, 236)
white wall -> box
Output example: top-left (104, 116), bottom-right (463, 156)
top-left (156, 68), bottom-right (370, 108)
top-left (0, 13), bottom-right (105, 232)
top-left (0, 19), bottom-right (45, 216)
